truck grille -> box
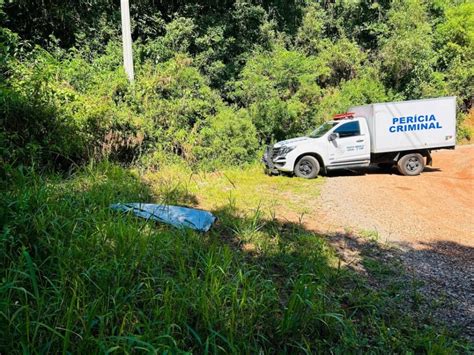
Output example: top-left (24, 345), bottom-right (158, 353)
top-left (271, 146), bottom-right (281, 159)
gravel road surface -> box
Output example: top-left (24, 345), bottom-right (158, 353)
top-left (320, 145), bottom-right (473, 247)
top-left (315, 145), bottom-right (474, 340)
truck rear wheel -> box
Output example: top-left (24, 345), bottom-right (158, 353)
top-left (294, 156), bottom-right (320, 179)
top-left (397, 153), bottom-right (425, 176)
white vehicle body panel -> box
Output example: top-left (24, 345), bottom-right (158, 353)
top-left (271, 137), bottom-right (327, 172)
top-left (271, 117), bottom-right (371, 172)
top-left (350, 96), bottom-right (456, 153)
top-left (326, 127), bottom-right (370, 165)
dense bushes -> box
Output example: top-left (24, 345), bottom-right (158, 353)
top-left (0, 84), bottom-right (81, 169)
top-left (0, 0), bottom-right (473, 173)
top-left (193, 108), bottom-right (259, 167)
top-left (234, 46), bottom-right (328, 143)
top-left (1, 43), bottom-right (261, 172)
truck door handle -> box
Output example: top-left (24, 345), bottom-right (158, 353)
top-left (356, 139), bottom-right (364, 143)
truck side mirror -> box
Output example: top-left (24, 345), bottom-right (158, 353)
top-left (328, 133), bottom-right (339, 142)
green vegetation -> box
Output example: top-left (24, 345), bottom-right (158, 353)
top-left (1, 163), bottom-right (471, 353)
top-left (1, 1), bottom-right (473, 352)
top-left (1, 0), bottom-right (473, 172)
top-left (143, 163), bottom-right (321, 215)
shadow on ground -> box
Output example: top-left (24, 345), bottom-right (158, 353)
top-left (210, 205), bottom-right (473, 343)
top-left (327, 233), bottom-right (474, 341)
top-left (324, 166), bottom-right (442, 178)
top-left (138, 172), bottom-right (473, 343)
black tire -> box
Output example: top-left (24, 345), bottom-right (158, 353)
top-left (294, 155), bottom-right (320, 179)
top-left (397, 153), bottom-right (425, 176)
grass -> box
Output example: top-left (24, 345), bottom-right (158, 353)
top-left (0, 162), bottom-right (471, 353)
top-left (359, 229), bottom-right (381, 242)
top-left (142, 164), bottom-right (322, 217)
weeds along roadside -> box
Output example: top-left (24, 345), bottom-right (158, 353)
top-left (0, 162), bottom-right (471, 353)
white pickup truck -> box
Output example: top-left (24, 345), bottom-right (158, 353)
top-left (263, 96), bottom-right (456, 178)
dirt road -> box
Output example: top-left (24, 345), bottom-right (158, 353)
top-left (318, 145), bottom-right (474, 248)
top-left (312, 145), bottom-right (474, 339)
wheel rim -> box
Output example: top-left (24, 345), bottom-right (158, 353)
top-left (406, 156), bottom-right (421, 172)
top-left (299, 160), bottom-right (313, 176)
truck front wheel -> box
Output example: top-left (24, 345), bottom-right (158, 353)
top-left (397, 153), bottom-right (425, 176)
top-left (294, 156), bottom-right (320, 179)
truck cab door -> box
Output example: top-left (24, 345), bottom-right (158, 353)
top-left (327, 119), bottom-right (371, 166)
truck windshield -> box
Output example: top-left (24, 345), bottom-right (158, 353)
top-left (309, 121), bottom-right (339, 138)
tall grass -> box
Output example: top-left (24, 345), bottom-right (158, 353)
top-left (0, 163), bottom-right (470, 353)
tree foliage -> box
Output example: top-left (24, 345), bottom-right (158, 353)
top-left (1, 0), bottom-right (473, 171)
top-left (379, 0), bottom-right (436, 97)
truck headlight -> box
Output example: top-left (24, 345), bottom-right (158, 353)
top-left (279, 145), bottom-right (296, 156)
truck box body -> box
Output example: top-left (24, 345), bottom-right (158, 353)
top-left (350, 96), bottom-right (456, 153)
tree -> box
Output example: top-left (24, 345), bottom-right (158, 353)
top-left (435, 1), bottom-right (474, 111)
top-left (379, 0), bottom-right (436, 98)
top-left (235, 46), bottom-right (329, 142)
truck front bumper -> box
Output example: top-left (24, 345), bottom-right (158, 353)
top-left (262, 148), bottom-right (280, 175)
top-left (262, 146), bottom-right (294, 174)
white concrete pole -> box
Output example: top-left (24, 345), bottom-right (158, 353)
top-left (120, 0), bottom-right (134, 82)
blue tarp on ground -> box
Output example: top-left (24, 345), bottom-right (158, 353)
top-left (110, 203), bottom-right (216, 232)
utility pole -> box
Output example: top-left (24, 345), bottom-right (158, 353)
top-left (120, 0), bottom-right (134, 82)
